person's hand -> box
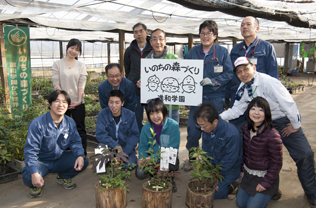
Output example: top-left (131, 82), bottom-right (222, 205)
top-left (215, 185), bottom-right (219, 191)
top-left (256, 183), bottom-right (266, 192)
top-left (31, 172), bottom-right (44, 188)
top-left (137, 80), bottom-right (141, 88)
top-left (68, 101), bottom-right (81, 109)
top-left (241, 172), bottom-right (244, 178)
top-left (281, 123), bottom-right (299, 137)
top-left (137, 156), bottom-right (150, 166)
top-left (74, 156), bottom-right (84, 171)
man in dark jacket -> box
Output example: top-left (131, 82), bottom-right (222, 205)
top-left (96, 90), bottom-right (139, 169)
top-left (195, 102), bottom-right (242, 199)
top-left (124, 22), bottom-right (152, 132)
top-left (98, 63), bottom-right (136, 112)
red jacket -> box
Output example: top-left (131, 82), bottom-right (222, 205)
top-left (242, 124), bottom-right (282, 189)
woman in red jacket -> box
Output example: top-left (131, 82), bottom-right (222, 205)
top-left (236, 97), bottom-right (282, 208)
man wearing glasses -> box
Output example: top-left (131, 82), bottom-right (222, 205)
top-left (184, 20), bottom-right (234, 171)
top-left (195, 102), bottom-right (242, 199)
top-left (98, 63), bottom-right (136, 112)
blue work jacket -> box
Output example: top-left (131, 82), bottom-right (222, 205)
top-left (98, 77), bottom-right (136, 112)
top-left (138, 117), bottom-right (180, 160)
top-left (202, 118), bottom-right (242, 177)
top-left (186, 44), bottom-right (233, 99)
top-left (95, 107), bottom-right (139, 156)
top-left (24, 112), bottom-right (85, 175)
top-left (228, 36), bottom-right (279, 105)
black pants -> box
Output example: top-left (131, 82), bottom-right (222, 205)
top-left (66, 103), bottom-right (87, 155)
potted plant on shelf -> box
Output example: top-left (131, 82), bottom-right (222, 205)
top-left (91, 146), bottom-right (134, 208)
top-left (185, 147), bottom-right (224, 208)
top-left (139, 139), bottom-right (179, 208)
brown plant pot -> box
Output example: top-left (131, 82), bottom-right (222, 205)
top-left (185, 179), bottom-right (215, 208)
top-left (142, 181), bottom-right (173, 208)
top-left (95, 183), bottom-right (127, 208)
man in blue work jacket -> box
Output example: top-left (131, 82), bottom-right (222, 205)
top-left (98, 63), bottom-right (136, 112)
top-left (96, 90), bottom-right (139, 169)
top-left (195, 102), bottom-right (242, 199)
top-left (22, 90), bottom-right (89, 198)
top-left (184, 20), bottom-right (234, 171)
top-left (226, 16), bottom-right (279, 129)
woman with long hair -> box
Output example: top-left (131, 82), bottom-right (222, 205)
top-left (52, 38), bottom-right (88, 154)
top-left (236, 97), bottom-right (282, 208)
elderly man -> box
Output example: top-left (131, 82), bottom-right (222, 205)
top-left (195, 102), bottom-right (242, 199)
top-left (221, 57), bottom-right (316, 207)
top-left (226, 16), bottom-right (279, 128)
top-left (98, 63), bottom-right (136, 112)
top-left (22, 90), bottom-right (89, 198)
top-left (96, 90), bottom-right (139, 169)
top-left (184, 20), bottom-right (234, 171)
top-left (124, 23), bottom-right (152, 132)
top-left (139, 28), bottom-right (180, 123)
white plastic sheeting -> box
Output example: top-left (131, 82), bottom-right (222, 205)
top-left (0, 0), bottom-right (316, 42)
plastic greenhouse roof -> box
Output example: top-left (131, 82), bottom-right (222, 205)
top-left (1, 0), bottom-right (316, 43)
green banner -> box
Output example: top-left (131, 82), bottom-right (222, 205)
top-left (4, 25), bottom-right (32, 113)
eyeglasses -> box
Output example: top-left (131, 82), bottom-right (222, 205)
top-left (235, 66), bottom-right (251, 75)
top-left (108, 74), bottom-right (121, 79)
top-left (196, 124), bottom-right (207, 130)
top-left (151, 38), bottom-right (165, 42)
top-left (200, 32), bottom-right (213, 37)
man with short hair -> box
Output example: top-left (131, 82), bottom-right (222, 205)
top-left (184, 20), bottom-right (234, 171)
top-left (195, 102), bottom-right (242, 199)
top-left (22, 90), bottom-right (89, 198)
top-left (124, 22), bottom-right (152, 132)
top-left (221, 57), bottom-right (316, 207)
top-left (98, 63), bottom-right (136, 112)
top-left (96, 90), bottom-right (139, 169)
top-left (227, 16), bottom-right (278, 127)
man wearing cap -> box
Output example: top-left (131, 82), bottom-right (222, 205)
top-left (184, 20), bottom-right (234, 171)
top-left (226, 16), bottom-right (278, 128)
top-left (221, 57), bottom-right (316, 207)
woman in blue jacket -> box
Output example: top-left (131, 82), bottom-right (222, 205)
top-left (136, 98), bottom-right (180, 192)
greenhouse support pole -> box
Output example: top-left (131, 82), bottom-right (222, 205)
top-left (233, 37), bottom-right (237, 46)
top-left (59, 41), bottom-right (63, 59)
top-left (284, 43), bottom-right (290, 75)
top-left (118, 30), bottom-right (125, 76)
top-left (107, 42), bottom-right (111, 65)
top-left (188, 34), bottom-right (193, 51)
top-left (0, 24), bottom-right (11, 112)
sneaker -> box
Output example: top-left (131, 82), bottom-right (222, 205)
top-left (55, 175), bottom-right (76, 190)
top-left (30, 187), bottom-right (42, 198)
top-left (272, 189), bottom-right (282, 200)
top-left (183, 160), bottom-right (193, 172)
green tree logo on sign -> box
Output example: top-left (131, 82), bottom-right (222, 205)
top-left (8, 28), bottom-right (27, 46)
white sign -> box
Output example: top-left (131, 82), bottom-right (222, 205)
top-left (140, 59), bottom-right (203, 106)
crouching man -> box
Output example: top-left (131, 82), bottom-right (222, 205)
top-left (22, 90), bottom-right (89, 198)
top-left (195, 102), bottom-right (243, 199)
top-left (96, 90), bottom-right (139, 169)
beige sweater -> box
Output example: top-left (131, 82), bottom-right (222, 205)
top-left (51, 59), bottom-right (87, 102)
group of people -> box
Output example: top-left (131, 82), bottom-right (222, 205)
top-left (20, 16), bottom-right (316, 208)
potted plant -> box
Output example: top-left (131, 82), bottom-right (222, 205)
top-left (91, 147), bottom-right (134, 208)
top-left (139, 139), bottom-right (179, 208)
top-left (0, 141), bottom-right (19, 184)
top-left (185, 147), bottom-right (224, 208)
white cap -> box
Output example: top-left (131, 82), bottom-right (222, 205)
top-left (234, 57), bottom-right (252, 71)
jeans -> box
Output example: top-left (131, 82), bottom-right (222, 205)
top-left (135, 94), bottom-right (147, 132)
top-left (214, 170), bottom-right (240, 199)
top-left (273, 117), bottom-right (316, 196)
top-left (186, 96), bottom-right (225, 151)
top-left (167, 109), bottom-right (179, 124)
top-left (22, 151), bottom-right (89, 188)
top-left (236, 187), bottom-right (272, 208)
top-left (66, 104), bottom-right (87, 155)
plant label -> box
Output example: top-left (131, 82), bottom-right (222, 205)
top-left (169, 147), bottom-right (177, 165)
top-left (160, 147), bottom-right (169, 171)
